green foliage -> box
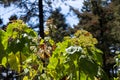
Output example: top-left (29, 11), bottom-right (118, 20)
top-left (46, 30), bottom-right (103, 80)
top-left (0, 20), bottom-right (38, 73)
top-left (0, 30), bottom-right (5, 62)
top-left (0, 20), bottom-right (105, 80)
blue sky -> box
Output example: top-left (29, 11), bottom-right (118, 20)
top-left (0, 4), bottom-right (20, 25)
top-left (0, 0), bottom-right (84, 27)
top-left (50, 0), bottom-right (84, 27)
top-left (63, 0), bottom-right (84, 27)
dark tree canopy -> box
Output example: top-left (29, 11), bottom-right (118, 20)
top-left (45, 9), bottom-right (70, 42)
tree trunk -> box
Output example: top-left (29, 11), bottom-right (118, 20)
top-left (39, 0), bottom-right (44, 39)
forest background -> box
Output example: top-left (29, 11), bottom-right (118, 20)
top-left (0, 0), bottom-right (120, 80)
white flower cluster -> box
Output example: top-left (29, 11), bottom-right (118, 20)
top-left (66, 46), bottom-right (82, 54)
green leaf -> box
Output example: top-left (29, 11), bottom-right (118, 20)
top-left (49, 39), bottom-right (54, 45)
top-left (47, 57), bottom-right (58, 69)
top-left (2, 33), bottom-right (9, 50)
top-left (1, 57), bottom-right (7, 67)
top-left (29, 30), bottom-right (37, 37)
top-left (95, 49), bottom-right (103, 54)
top-left (8, 53), bottom-right (19, 71)
top-left (79, 57), bottom-right (98, 77)
top-left (40, 39), bottom-right (44, 44)
top-left (80, 71), bottom-right (87, 80)
top-left (93, 52), bottom-right (103, 65)
top-left (15, 52), bottom-right (27, 62)
top-left (23, 76), bottom-right (28, 80)
top-left (0, 31), bottom-right (6, 62)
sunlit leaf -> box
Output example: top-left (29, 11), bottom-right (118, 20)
top-left (23, 76), bottom-right (28, 80)
top-left (1, 57), bottom-right (7, 67)
top-left (8, 53), bottom-right (19, 71)
top-left (80, 71), bottom-right (87, 80)
top-left (47, 57), bottom-right (58, 69)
